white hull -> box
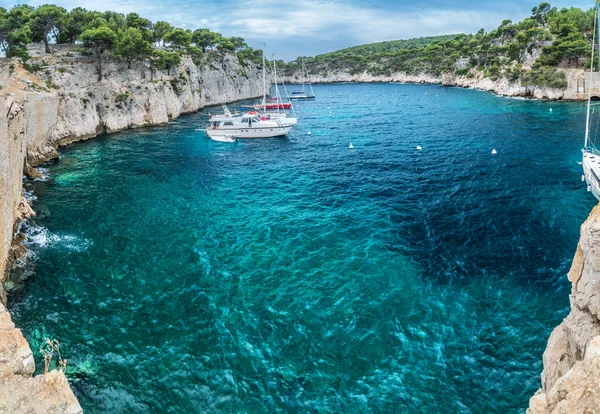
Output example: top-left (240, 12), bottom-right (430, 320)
top-left (206, 125), bottom-right (292, 138)
top-left (583, 150), bottom-right (600, 201)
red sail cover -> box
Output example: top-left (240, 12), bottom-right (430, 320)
top-left (253, 103), bottom-right (292, 110)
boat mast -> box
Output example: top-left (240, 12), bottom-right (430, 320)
top-left (585, 5), bottom-right (598, 149)
top-left (272, 55), bottom-right (281, 114)
top-left (302, 57), bottom-right (306, 93)
top-left (262, 44), bottom-right (267, 113)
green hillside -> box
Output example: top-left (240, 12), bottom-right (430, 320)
top-left (281, 2), bottom-right (595, 89)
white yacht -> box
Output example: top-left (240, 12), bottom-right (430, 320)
top-left (582, 5), bottom-right (600, 201)
top-left (206, 106), bottom-right (293, 138)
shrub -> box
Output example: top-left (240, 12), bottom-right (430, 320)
top-left (521, 66), bottom-right (567, 89)
top-left (115, 93), bottom-right (130, 102)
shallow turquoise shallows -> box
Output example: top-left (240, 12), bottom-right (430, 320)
top-left (9, 84), bottom-right (596, 413)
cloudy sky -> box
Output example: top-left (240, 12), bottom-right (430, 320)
top-left (1, 0), bottom-right (595, 60)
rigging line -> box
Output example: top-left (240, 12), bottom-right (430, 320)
top-left (590, 108), bottom-right (600, 147)
top-left (585, 4), bottom-right (598, 149)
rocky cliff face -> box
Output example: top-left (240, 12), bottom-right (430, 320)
top-left (528, 204), bottom-right (600, 413)
top-left (283, 68), bottom-right (599, 101)
top-left (0, 43), bottom-right (265, 412)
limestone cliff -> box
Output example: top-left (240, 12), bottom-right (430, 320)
top-left (0, 43), bottom-right (265, 412)
top-left (282, 68), bottom-right (599, 101)
top-left (528, 204), bottom-right (600, 413)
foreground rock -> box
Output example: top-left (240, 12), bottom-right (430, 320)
top-left (0, 303), bottom-right (81, 413)
top-left (528, 204), bottom-right (600, 413)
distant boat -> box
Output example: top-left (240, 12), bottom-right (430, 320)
top-left (289, 57), bottom-right (315, 101)
top-left (582, 5), bottom-right (600, 200)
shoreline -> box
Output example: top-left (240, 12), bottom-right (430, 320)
top-left (282, 67), bottom-right (599, 101)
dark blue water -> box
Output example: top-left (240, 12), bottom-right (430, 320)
top-left (9, 84), bottom-right (596, 413)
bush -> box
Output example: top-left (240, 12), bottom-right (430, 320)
top-left (115, 93), bottom-right (130, 102)
top-left (521, 66), bottom-right (567, 89)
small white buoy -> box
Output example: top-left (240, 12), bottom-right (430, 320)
top-left (349, 142), bottom-right (354, 149)
top-left (550, 108), bottom-right (553, 112)
top-left (416, 145), bottom-right (422, 151)
top-left (307, 131), bottom-right (312, 135)
top-left (491, 149), bottom-right (497, 155)
top-left (329, 111), bottom-right (332, 114)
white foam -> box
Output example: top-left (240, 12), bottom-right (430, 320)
top-left (23, 222), bottom-right (92, 252)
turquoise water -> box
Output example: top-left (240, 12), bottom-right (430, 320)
top-left (9, 84), bottom-right (597, 412)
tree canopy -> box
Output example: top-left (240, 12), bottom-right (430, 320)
top-left (0, 3), bottom-right (265, 82)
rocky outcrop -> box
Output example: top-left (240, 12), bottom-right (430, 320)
top-left (283, 67), bottom-right (600, 101)
top-left (528, 204), bottom-right (600, 413)
top-left (0, 302), bottom-right (81, 413)
top-left (0, 43), bottom-right (265, 412)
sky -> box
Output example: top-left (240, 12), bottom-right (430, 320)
top-left (1, 0), bottom-right (596, 60)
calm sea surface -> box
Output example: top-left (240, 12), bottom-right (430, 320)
top-left (9, 83), bottom-right (597, 412)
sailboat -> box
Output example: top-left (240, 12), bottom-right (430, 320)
top-left (255, 58), bottom-right (297, 126)
top-left (246, 48), bottom-right (291, 110)
top-left (582, 5), bottom-right (600, 201)
top-left (289, 57), bottom-right (316, 101)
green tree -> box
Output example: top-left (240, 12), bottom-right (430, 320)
top-left (229, 36), bottom-right (247, 52)
top-left (4, 5), bottom-right (33, 58)
top-left (192, 28), bottom-right (220, 52)
top-left (58, 7), bottom-right (100, 43)
top-left (152, 21), bottom-right (172, 46)
top-left (160, 50), bottom-right (181, 75)
top-left (531, 2), bottom-right (554, 25)
top-left (148, 49), bottom-right (181, 78)
top-left (217, 38), bottom-right (235, 52)
top-left (102, 11), bottom-right (126, 33)
top-left (0, 8), bottom-right (10, 54)
top-left (116, 27), bottom-right (152, 69)
top-left (29, 4), bottom-right (66, 54)
top-left (164, 28), bottom-right (191, 49)
top-left (125, 12), bottom-right (152, 42)
top-left (79, 26), bottom-right (117, 81)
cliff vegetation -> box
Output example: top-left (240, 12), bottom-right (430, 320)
top-left (280, 2), bottom-right (595, 90)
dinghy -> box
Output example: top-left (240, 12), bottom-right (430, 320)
top-left (210, 135), bottom-right (238, 143)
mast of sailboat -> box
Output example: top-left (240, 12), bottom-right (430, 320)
top-left (262, 44), bottom-right (267, 113)
top-left (272, 55), bottom-right (281, 114)
top-left (307, 62), bottom-right (315, 97)
top-left (302, 57), bottom-right (306, 93)
top-left (585, 4), bottom-right (598, 149)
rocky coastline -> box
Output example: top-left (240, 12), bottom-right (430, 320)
top-left (283, 67), bottom-right (600, 101)
top-left (528, 204), bottom-right (600, 412)
top-left (0, 43), bottom-right (266, 411)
